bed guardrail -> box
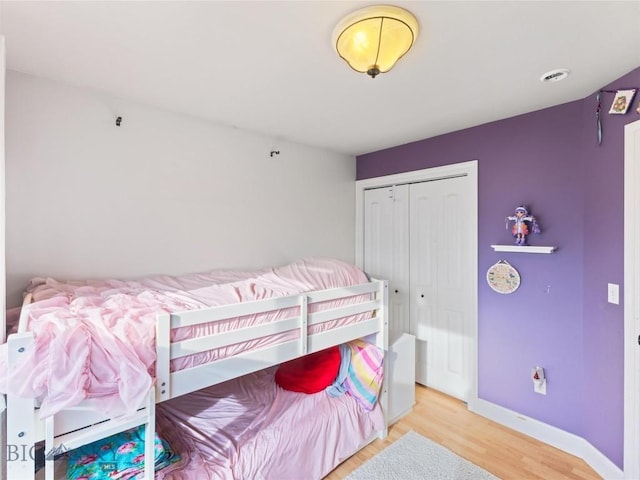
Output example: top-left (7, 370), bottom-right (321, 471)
top-left (156, 279), bottom-right (388, 403)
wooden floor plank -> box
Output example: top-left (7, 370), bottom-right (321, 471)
top-left (324, 385), bottom-right (602, 480)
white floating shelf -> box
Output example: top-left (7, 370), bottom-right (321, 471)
top-left (491, 245), bottom-right (557, 254)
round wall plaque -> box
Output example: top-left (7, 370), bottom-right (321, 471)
top-left (486, 260), bottom-right (521, 294)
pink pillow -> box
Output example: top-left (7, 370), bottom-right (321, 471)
top-left (343, 340), bottom-right (384, 411)
top-left (275, 346), bottom-right (341, 394)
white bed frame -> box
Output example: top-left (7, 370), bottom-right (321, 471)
top-left (4, 279), bottom-right (389, 480)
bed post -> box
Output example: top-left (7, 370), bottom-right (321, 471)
top-left (1, 393), bottom-right (5, 480)
top-left (299, 295), bottom-right (308, 356)
top-left (156, 313), bottom-right (171, 403)
top-left (6, 333), bottom-right (37, 480)
top-left (376, 279), bottom-right (389, 438)
top-left (143, 386), bottom-right (156, 480)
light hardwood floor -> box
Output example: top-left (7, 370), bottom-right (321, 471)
top-left (325, 385), bottom-right (602, 480)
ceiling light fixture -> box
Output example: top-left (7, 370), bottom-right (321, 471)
top-left (332, 5), bottom-right (419, 79)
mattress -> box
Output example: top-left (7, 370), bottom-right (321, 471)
top-left (154, 366), bottom-right (385, 480)
top-left (0, 258), bottom-right (372, 418)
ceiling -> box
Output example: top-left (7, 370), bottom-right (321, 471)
top-left (1, 1), bottom-right (639, 156)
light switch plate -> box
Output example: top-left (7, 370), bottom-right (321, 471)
top-left (608, 283), bottom-right (619, 305)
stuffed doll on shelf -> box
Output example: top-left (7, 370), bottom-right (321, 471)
top-left (506, 205), bottom-right (541, 245)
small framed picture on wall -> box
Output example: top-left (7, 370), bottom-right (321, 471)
top-left (609, 89), bottom-right (637, 114)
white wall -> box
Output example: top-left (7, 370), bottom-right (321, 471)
top-left (1, 35), bottom-right (7, 480)
top-left (1, 40), bottom-right (6, 335)
top-left (4, 71), bottom-right (357, 307)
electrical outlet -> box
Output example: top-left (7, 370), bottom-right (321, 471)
top-left (534, 380), bottom-right (547, 395)
top-left (608, 283), bottom-right (619, 304)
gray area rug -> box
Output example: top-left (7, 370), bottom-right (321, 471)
top-left (346, 430), bottom-right (500, 480)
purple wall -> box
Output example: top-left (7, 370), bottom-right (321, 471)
top-left (357, 66), bottom-right (640, 469)
top-left (580, 67), bottom-right (640, 467)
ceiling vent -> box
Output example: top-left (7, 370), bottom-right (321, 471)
top-left (540, 69), bottom-right (570, 83)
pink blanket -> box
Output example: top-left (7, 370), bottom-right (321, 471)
top-left (0, 258), bottom-right (370, 418)
top-left (154, 367), bottom-right (384, 480)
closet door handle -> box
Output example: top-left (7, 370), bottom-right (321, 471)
top-left (394, 289), bottom-right (399, 293)
top-left (420, 294), bottom-right (424, 298)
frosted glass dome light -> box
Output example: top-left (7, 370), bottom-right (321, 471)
top-left (332, 5), bottom-right (419, 78)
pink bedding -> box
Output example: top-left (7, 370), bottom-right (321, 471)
top-left (154, 367), bottom-right (384, 480)
top-left (0, 258), bottom-right (371, 418)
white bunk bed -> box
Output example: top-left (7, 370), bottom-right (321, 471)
top-left (2, 259), bottom-right (388, 480)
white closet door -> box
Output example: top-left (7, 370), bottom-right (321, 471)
top-left (363, 185), bottom-right (410, 344)
top-left (410, 176), bottom-right (471, 401)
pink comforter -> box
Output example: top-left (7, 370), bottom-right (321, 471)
top-left (155, 367), bottom-right (384, 480)
top-left (0, 258), bottom-right (369, 418)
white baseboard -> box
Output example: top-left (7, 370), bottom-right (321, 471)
top-left (468, 398), bottom-right (624, 480)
